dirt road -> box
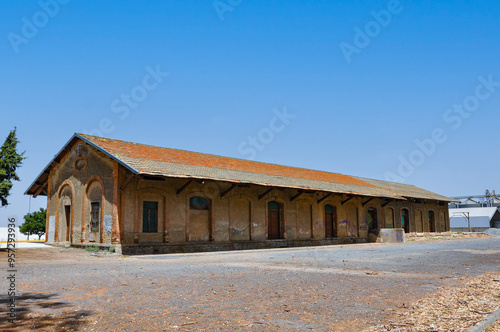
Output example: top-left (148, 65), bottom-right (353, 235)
top-left (1, 237), bottom-right (499, 331)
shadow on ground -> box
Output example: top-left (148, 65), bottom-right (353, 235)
top-left (0, 293), bottom-right (91, 331)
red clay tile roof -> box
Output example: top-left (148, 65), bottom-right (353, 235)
top-left (77, 134), bottom-right (408, 199)
top-left (80, 134), bottom-right (374, 188)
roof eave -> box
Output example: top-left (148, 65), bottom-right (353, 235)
top-left (25, 133), bottom-right (140, 197)
top-left (404, 196), bottom-right (460, 203)
top-left (138, 171), bottom-right (407, 200)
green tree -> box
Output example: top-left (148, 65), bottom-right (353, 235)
top-left (20, 208), bottom-right (46, 240)
top-left (0, 128), bottom-right (25, 206)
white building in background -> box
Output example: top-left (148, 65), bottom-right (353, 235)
top-left (449, 190), bottom-right (500, 232)
top-left (449, 207), bottom-right (500, 232)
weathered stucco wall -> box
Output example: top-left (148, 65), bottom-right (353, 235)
top-left (118, 175), bottom-right (450, 248)
top-left (46, 140), bottom-right (115, 245)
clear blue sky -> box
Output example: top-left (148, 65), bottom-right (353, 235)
top-left (1, 0), bottom-right (499, 226)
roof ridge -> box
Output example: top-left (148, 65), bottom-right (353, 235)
top-left (352, 175), bottom-right (415, 187)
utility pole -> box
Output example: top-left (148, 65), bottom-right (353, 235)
top-left (452, 212), bottom-right (471, 232)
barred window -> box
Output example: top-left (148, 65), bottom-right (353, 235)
top-left (143, 201), bottom-right (158, 233)
top-left (91, 202), bottom-right (100, 232)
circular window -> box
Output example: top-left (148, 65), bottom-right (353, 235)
top-left (74, 155), bottom-right (88, 174)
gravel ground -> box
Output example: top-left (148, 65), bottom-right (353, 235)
top-left (0, 235), bottom-right (499, 331)
top-left (485, 228), bottom-right (500, 236)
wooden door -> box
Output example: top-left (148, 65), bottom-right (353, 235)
top-left (325, 205), bottom-right (336, 238)
top-left (268, 202), bottom-right (281, 240)
top-left (325, 211), bottom-right (333, 238)
top-left (65, 205), bottom-right (71, 242)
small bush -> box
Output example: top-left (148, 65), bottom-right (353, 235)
top-left (108, 245), bottom-right (115, 253)
top-left (85, 246), bottom-right (101, 252)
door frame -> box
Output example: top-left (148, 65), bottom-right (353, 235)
top-left (64, 205), bottom-right (72, 242)
top-left (324, 204), bottom-right (337, 238)
top-left (266, 199), bottom-right (284, 240)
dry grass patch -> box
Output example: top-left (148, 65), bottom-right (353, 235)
top-left (406, 232), bottom-right (492, 242)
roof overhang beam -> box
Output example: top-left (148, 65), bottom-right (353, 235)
top-left (258, 188), bottom-right (274, 200)
top-left (382, 199), bottom-right (393, 207)
top-left (317, 193), bottom-right (332, 204)
top-left (362, 197), bottom-right (374, 207)
top-left (119, 174), bottom-right (135, 192)
top-left (221, 183), bottom-right (238, 199)
top-left (341, 195), bottom-right (354, 205)
top-left (32, 180), bottom-right (48, 198)
top-left (176, 179), bottom-right (193, 196)
top-left (290, 191), bottom-right (305, 202)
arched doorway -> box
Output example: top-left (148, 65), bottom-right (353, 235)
top-left (402, 208), bottom-right (410, 233)
top-left (325, 204), bottom-right (337, 238)
top-left (428, 210), bottom-right (436, 233)
top-left (85, 179), bottom-right (104, 243)
top-left (188, 196), bottom-right (212, 242)
top-left (58, 183), bottom-right (73, 243)
top-left (367, 207), bottom-right (378, 233)
top-left (268, 201), bottom-right (282, 240)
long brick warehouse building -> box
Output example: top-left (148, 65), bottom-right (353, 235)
top-left (26, 134), bottom-right (455, 254)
